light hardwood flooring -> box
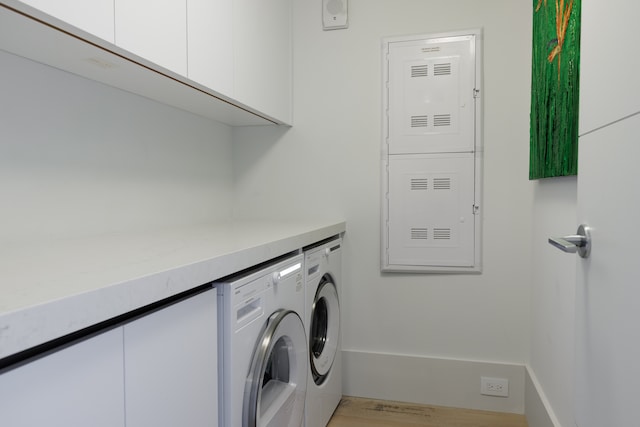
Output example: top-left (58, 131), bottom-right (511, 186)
top-left (327, 396), bottom-right (528, 427)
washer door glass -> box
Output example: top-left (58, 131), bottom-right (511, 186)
top-left (310, 276), bottom-right (340, 385)
top-left (244, 310), bottom-right (307, 427)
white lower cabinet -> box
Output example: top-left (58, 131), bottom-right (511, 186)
top-left (0, 328), bottom-right (126, 427)
top-left (124, 288), bottom-right (218, 427)
top-left (0, 287), bottom-right (217, 427)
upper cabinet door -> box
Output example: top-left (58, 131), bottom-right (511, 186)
top-left (114, 0), bottom-right (187, 76)
top-left (18, 0), bottom-right (115, 42)
top-left (187, 0), bottom-right (234, 98)
top-left (234, 0), bottom-right (292, 124)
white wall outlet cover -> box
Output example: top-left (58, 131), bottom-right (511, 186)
top-left (323, 0), bottom-right (348, 30)
top-left (480, 376), bottom-right (509, 397)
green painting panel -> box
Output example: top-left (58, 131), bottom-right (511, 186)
top-left (529, 0), bottom-right (581, 180)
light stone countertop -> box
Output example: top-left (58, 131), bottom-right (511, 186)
top-left (0, 220), bottom-right (345, 360)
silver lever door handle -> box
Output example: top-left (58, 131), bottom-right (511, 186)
top-left (548, 224), bottom-right (591, 258)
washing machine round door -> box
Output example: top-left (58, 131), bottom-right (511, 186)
top-left (310, 276), bottom-right (340, 385)
top-left (244, 309), bottom-right (307, 427)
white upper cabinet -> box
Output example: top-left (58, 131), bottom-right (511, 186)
top-left (116, 0), bottom-right (293, 123)
top-left (233, 0), bottom-right (293, 124)
top-left (18, 0), bottom-right (115, 42)
top-left (114, 0), bottom-right (188, 76)
top-left (4, 0), bottom-right (291, 125)
top-left (187, 0), bottom-right (234, 98)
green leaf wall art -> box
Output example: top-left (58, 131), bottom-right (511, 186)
top-left (529, 0), bottom-right (581, 179)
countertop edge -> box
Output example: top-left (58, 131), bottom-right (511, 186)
top-left (0, 220), bottom-right (346, 361)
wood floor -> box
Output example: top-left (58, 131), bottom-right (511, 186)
top-left (327, 396), bottom-right (528, 427)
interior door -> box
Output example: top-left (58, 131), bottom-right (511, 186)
top-left (572, 0), bottom-right (640, 425)
top-left (573, 114), bottom-right (640, 427)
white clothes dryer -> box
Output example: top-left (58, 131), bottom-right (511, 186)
top-left (303, 237), bottom-right (342, 427)
top-left (217, 253), bottom-right (307, 427)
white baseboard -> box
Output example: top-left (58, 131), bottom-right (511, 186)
top-left (341, 350), bottom-right (525, 414)
top-left (524, 366), bottom-right (561, 427)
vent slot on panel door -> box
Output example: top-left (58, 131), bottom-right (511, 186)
top-left (411, 115), bottom-right (429, 128)
top-left (433, 114), bottom-right (452, 127)
top-left (433, 228), bottom-right (452, 240)
top-left (433, 63), bottom-right (452, 76)
top-left (433, 177), bottom-right (451, 190)
top-left (411, 228), bottom-right (429, 240)
top-left (410, 178), bottom-right (429, 190)
top-left (411, 64), bottom-right (429, 77)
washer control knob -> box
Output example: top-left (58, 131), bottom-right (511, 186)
top-left (324, 247), bottom-right (331, 257)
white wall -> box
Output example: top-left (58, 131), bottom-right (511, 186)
top-left (0, 51), bottom-right (234, 243)
top-left (233, 0), bottom-right (533, 370)
top-left (528, 177), bottom-right (577, 427)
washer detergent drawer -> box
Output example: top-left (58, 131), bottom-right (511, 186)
top-left (305, 250), bottom-right (324, 283)
top-left (235, 293), bottom-right (265, 331)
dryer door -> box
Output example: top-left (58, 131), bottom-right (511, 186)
top-left (309, 276), bottom-right (340, 385)
top-left (244, 309), bottom-right (307, 427)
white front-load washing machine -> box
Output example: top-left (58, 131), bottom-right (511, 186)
top-left (217, 253), bottom-right (307, 427)
top-left (304, 237), bottom-right (342, 427)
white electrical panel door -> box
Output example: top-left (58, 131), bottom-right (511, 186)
top-left (387, 35), bottom-right (477, 155)
top-left (387, 154), bottom-right (476, 268)
top-left (382, 30), bottom-right (482, 273)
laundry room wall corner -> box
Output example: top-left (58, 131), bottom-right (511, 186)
top-left (525, 366), bottom-right (560, 427)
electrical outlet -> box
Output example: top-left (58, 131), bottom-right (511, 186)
top-left (480, 377), bottom-right (509, 397)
